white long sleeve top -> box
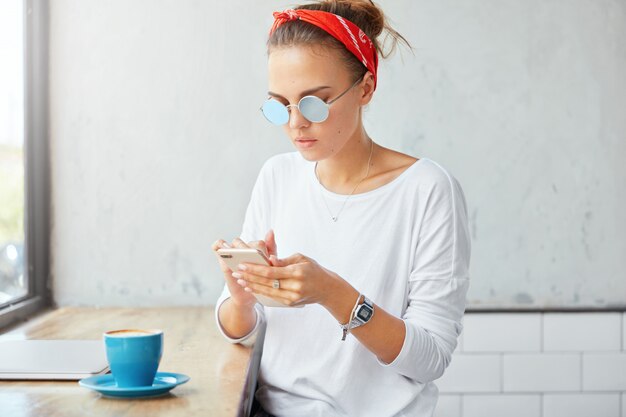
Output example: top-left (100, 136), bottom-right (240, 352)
top-left (215, 151), bottom-right (471, 417)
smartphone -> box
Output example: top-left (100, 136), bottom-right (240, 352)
top-left (217, 248), bottom-right (302, 308)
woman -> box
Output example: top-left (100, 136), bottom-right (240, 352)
top-left (212, 1), bottom-right (470, 416)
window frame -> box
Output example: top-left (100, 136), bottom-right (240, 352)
top-left (0, 0), bottom-right (50, 329)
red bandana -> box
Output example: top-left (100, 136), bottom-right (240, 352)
top-left (270, 8), bottom-right (379, 90)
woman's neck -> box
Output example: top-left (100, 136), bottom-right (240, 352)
top-left (315, 129), bottom-right (375, 189)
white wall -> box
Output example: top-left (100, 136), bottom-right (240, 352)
top-left (49, 1), bottom-right (626, 308)
top-left (49, 0), bottom-right (288, 305)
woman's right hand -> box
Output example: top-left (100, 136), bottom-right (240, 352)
top-left (212, 229), bottom-right (278, 309)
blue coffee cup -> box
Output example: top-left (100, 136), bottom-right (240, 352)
top-left (104, 329), bottom-right (163, 388)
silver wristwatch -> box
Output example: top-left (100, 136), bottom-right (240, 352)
top-left (340, 296), bottom-right (374, 340)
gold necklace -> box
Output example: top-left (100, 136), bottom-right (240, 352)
top-left (314, 140), bottom-right (374, 222)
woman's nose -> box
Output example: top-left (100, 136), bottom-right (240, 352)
top-left (288, 106), bottom-right (310, 129)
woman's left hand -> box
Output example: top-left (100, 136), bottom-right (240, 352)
top-left (233, 253), bottom-right (339, 307)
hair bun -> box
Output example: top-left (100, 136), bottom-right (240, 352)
top-left (333, 0), bottom-right (385, 39)
top-left (316, 0), bottom-right (411, 58)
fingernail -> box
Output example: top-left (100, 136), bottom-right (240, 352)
top-left (222, 242), bottom-right (231, 248)
top-left (244, 287), bottom-right (252, 292)
top-left (237, 279), bottom-right (246, 286)
top-left (237, 264), bottom-right (247, 271)
top-left (232, 272), bottom-right (242, 279)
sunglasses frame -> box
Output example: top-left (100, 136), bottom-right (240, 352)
top-left (260, 75), bottom-right (365, 125)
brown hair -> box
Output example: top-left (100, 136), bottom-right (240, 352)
top-left (267, 0), bottom-right (413, 83)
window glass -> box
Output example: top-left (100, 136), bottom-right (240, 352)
top-left (0, 0), bottom-right (26, 305)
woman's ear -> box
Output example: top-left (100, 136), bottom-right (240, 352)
top-left (359, 71), bottom-right (376, 106)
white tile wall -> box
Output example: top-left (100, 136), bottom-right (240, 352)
top-left (503, 353), bottom-right (581, 392)
top-left (462, 313), bottom-right (541, 352)
top-left (583, 353), bottom-right (626, 391)
top-left (435, 312), bottom-right (626, 417)
top-left (436, 354), bottom-right (501, 393)
top-left (463, 394), bottom-right (541, 417)
top-left (543, 393), bottom-right (620, 417)
top-left (543, 313), bottom-right (622, 351)
top-left (433, 395), bottom-right (461, 417)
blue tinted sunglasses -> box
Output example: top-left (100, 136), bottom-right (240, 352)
top-left (260, 76), bottom-right (363, 125)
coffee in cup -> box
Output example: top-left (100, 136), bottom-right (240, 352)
top-left (104, 329), bottom-right (163, 387)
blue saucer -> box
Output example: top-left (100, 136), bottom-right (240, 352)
top-left (79, 372), bottom-right (190, 398)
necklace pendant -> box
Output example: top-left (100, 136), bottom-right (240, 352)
top-left (332, 217), bottom-right (338, 222)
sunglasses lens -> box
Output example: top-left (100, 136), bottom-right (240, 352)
top-left (299, 96), bottom-right (329, 123)
top-left (261, 99), bottom-right (289, 125)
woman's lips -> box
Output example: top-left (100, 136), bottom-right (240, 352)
top-left (295, 138), bottom-right (317, 149)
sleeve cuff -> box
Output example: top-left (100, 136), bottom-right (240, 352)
top-left (215, 297), bottom-right (264, 348)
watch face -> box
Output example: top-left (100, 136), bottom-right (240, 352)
top-left (357, 306), bottom-right (373, 321)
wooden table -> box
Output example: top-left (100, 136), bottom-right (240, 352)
top-left (0, 307), bottom-right (264, 417)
